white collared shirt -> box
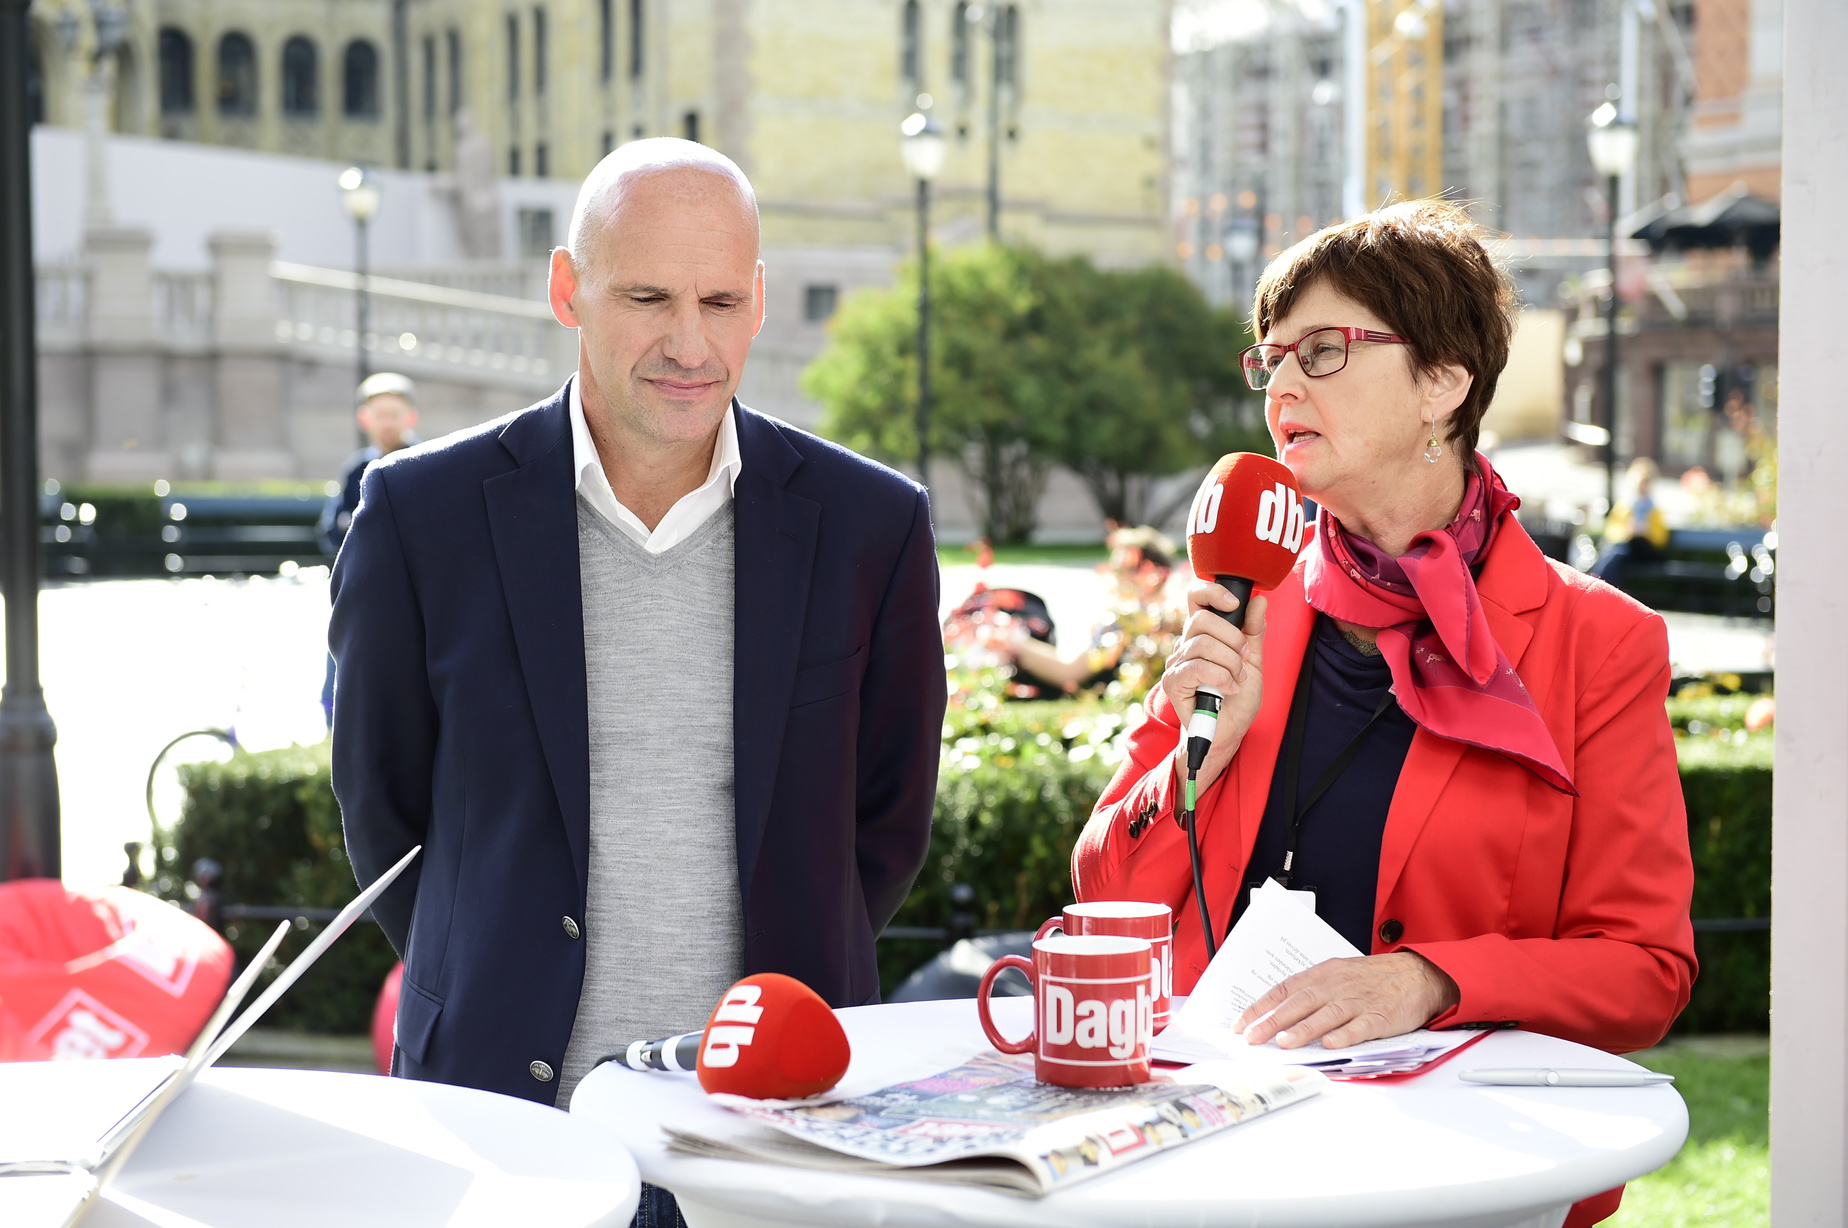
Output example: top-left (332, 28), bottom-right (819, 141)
top-left (568, 377), bottom-right (743, 554)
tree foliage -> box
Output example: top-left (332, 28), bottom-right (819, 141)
top-left (804, 243), bottom-right (1265, 540)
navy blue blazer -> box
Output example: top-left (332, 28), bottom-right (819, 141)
top-left (329, 386), bottom-right (945, 1104)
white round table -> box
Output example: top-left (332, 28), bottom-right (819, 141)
top-left (0, 1060), bottom-right (641, 1227)
top-left (569, 997), bottom-right (1687, 1228)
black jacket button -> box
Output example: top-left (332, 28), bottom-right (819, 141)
top-left (530, 1060), bottom-right (555, 1082)
top-left (1379, 918), bottom-right (1404, 945)
top-left (562, 916), bottom-right (581, 940)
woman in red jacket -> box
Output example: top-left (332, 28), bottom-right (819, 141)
top-left (1073, 199), bottom-right (1695, 1064)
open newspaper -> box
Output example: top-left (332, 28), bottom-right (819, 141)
top-left (0, 845), bottom-right (420, 1228)
top-left (666, 1050), bottom-right (1324, 1196)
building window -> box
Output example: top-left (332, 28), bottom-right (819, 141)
top-left (535, 141), bottom-right (548, 176)
top-left (343, 40), bottom-right (380, 118)
top-left (506, 14), bottom-right (519, 100)
top-left (533, 6), bottom-right (547, 95)
top-left (281, 36), bottom-right (318, 117)
top-left (601, 128), bottom-right (614, 153)
top-left (599, 0), bottom-right (613, 81)
top-left (509, 146), bottom-right (521, 176)
top-left (996, 4), bottom-right (1019, 88)
top-left (629, 0), bottom-right (644, 78)
top-left (159, 28), bottom-right (195, 115)
top-left (804, 284), bottom-right (839, 323)
top-left (518, 207), bottom-right (554, 258)
top-left (951, 4), bottom-right (969, 86)
top-left (217, 32), bottom-right (257, 117)
top-left (683, 110), bottom-right (699, 143)
top-left (447, 29), bottom-right (463, 114)
top-left (901, 0), bottom-right (920, 85)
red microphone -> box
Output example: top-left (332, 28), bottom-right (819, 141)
top-left (1185, 451), bottom-right (1307, 632)
top-left (1179, 454), bottom-right (1307, 959)
top-left (602, 973), bottom-right (852, 1100)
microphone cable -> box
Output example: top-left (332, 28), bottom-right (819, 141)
top-left (1180, 692), bottom-right (1222, 961)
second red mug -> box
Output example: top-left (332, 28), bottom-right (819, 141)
top-left (1037, 900), bottom-right (1174, 1031)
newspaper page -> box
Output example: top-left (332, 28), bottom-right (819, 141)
top-left (666, 1051), bottom-right (1324, 1196)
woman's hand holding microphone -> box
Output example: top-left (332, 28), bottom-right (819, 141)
top-left (1161, 579), bottom-right (1268, 797)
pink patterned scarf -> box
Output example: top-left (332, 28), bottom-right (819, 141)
top-left (1300, 456), bottom-right (1575, 794)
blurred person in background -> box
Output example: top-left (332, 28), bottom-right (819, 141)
top-left (943, 526), bottom-right (1184, 701)
top-left (1591, 457), bottom-right (1669, 589)
top-left (1073, 201), bottom-right (1693, 1228)
top-left (318, 373), bottom-right (422, 724)
top-left (318, 373), bottom-right (423, 556)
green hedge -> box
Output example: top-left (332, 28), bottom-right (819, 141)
top-left (877, 699), bottom-right (1126, 995)
top-left (157, 707), bottom-right (1773, 1035)
top-left (154, 742), bottom-right (397, 1035)
top-left (1675, 731), bottom-right (1772, 1033)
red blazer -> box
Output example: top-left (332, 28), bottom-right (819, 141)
top-left (1073, 522), bottom-right (1697, 1054)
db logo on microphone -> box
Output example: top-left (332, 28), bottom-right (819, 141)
top-left (1255, 482), bottom-right (1306, 552)
top-left (700, 983), bottom-right (764, 1069)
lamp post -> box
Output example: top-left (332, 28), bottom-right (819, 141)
top-left (1587, 99), bottom-right (1638, 515)
top-left (964, 3), bottom-right (1001, 240)
top-left (338, 166), bottom-right (382, 402)
top-left (82, 0), bottom-right (127, 226)
top-left (0, 0), bottom-right (62, 880)
top-left (900, 108), bottom-right (946, 491)
top-left (1225, 223), bottom-right (1259, 307)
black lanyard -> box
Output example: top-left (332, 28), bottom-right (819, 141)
top-left (1273, 620), bottom-right (1397, 890)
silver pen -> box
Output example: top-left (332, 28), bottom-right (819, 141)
top-left (1460, 1067), bottom-right (1676, 1087)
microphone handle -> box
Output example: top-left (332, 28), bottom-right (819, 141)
top-left (1212, 575), bottom-right (1255, 630)
top-left (621, 1031), bottom-right (704, 1073)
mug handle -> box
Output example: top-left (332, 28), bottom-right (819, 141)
top-left (977, 954), bottom-right (1036, 1055)
top-left (1034, 916), bottom-right (1063, 943)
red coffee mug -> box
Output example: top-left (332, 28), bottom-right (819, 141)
top-left (976, 934), bottom-right (1153, 1088)
top-left (1037, 901), bottom-right (1174, 1031)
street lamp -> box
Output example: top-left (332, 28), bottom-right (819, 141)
top-left (1587, 99), bottom-right (1638, 514)
top-left (82, 0), bottom-right (128, 225)
top-left (964, 3), bottom-right (1002, 239)
top-left (0, 0), bottom-right (62, 880)
top-left (1225, 222), bottom-right (1259, 303)
top-left (338, 166), bottom-right (382, 402)
top-left (901, 107), bottom-right (946, 492)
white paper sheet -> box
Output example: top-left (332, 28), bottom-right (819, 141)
top-left (1152, 880), bottom-right (1473, 1071)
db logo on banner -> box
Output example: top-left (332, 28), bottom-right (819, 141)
top-left (26, 989), bottom-right (151, 1061)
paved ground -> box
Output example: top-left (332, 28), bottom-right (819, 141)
top-left (8, 552), bottom-right (1774, 893)
top-left (21, 571), bottom-right (332, 888)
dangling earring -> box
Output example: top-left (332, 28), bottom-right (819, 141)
top-left (1423, 424), bottom-right (1443, 464)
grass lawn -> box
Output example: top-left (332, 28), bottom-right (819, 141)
top-left (937, 541), bottom-right (1109, 568)
top-left (1607, 1039), bottom-right (1768, 1228)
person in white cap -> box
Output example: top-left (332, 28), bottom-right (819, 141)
top-left (318, 373), bottom-right (422, 555)
top-left (319, 373), bottom-right (421, 724)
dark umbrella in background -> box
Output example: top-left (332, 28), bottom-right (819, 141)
top-left (0, 0), bottom-right (63, 880)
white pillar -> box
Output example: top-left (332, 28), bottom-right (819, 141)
top-left (208, 232), bottom-right (295, 480)
top-left (82, 226), bottom-right (171, 481)
top-left (1771, 2), bottom-right (1848, 1223)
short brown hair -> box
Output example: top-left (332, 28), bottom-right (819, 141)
top-left (1252, 200), bottom-right (1516, 457)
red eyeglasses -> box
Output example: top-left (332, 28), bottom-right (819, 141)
top-left (1239, 327), bottom-right (1412, 391)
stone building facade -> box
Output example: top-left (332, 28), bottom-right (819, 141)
top-left (28, 1), bottom-right (1173, 538)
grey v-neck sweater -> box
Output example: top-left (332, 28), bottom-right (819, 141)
top-left (557, 495), bottom-right (744, 1103)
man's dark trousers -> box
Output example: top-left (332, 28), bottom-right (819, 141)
top-left (331, 384), bottom-right (945, 1104)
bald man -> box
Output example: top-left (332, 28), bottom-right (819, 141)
top-left (330, 142), bottom-right (944, 1121)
